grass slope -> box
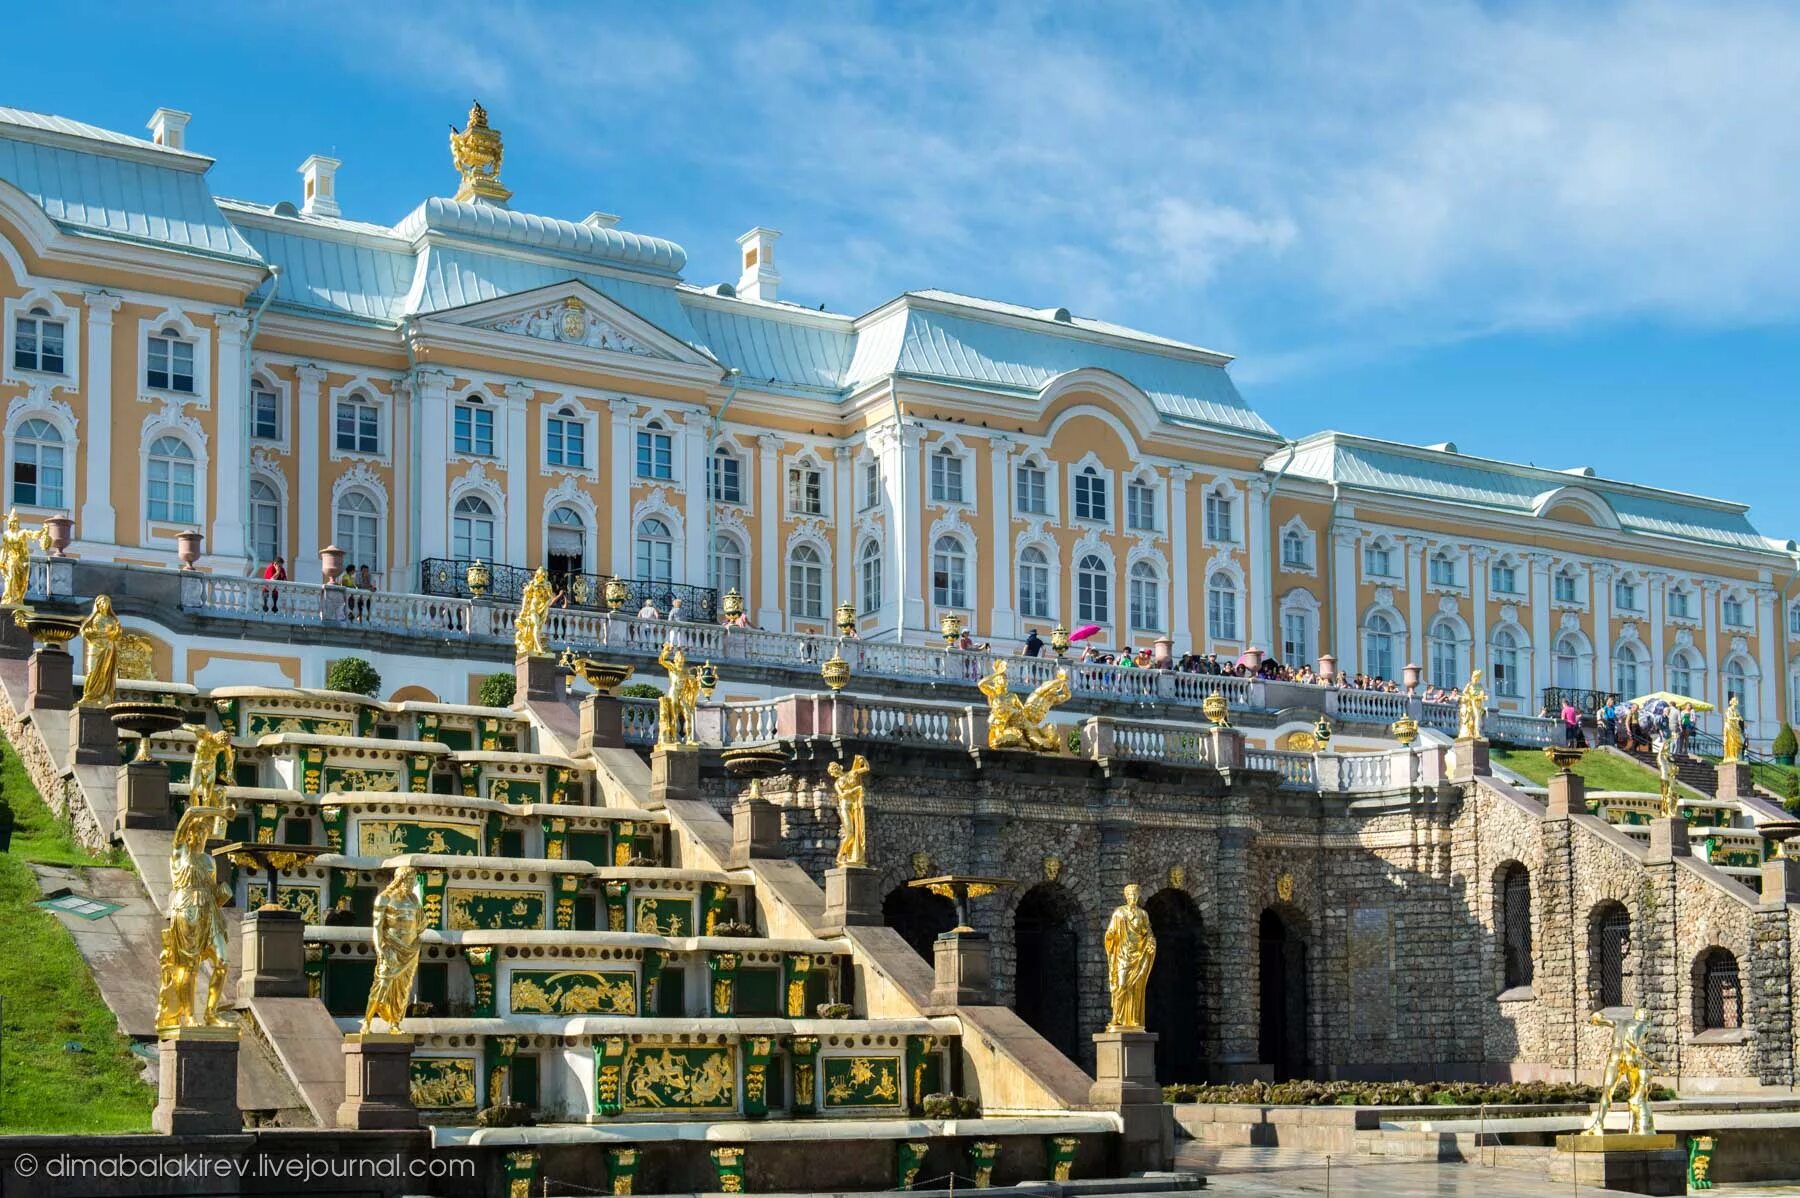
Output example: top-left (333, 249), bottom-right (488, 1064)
top-left (1491, 746), bottom-right (1662, 794)
top-left (0, 736), bottom-right (154, 1134)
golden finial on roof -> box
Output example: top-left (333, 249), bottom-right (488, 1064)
top-left (449, 99), bottom-right (511, 205)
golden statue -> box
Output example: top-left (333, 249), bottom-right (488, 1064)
top-left (1103, 883), bottom-right (1156, 1032)
top-left (362, 865), bottom-right (425, 1035)
top-left (1456, 669), bottom-right (1488, 740)
top-left (978, 659), bottom-right (1071, 752)
top-left (1582, 1006), bottom-right (1657, 1136)
top-left (828, 754), bottom-right (870, 867)
top-left (1723, 696), bottom-right (1745, 764)
top-left (1654, 731), bottom-right (1679, 817)
top-left (448, 100), bottom-right (512, 204)
top-left (656, 641), bottom-right (703, 747)
top-left (514, 567), bottom-right (553, 657)
top-left (76, 594), bottom-right (124, 706)
top-left (0, 509), bottom-right (50, 606)
top-left (184, 723), bottom-right (237, 813)
top-left (154, 795), bottom-right (236, 1033)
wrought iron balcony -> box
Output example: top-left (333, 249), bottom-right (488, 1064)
top-left (418, 558), bottom-right (718, 623)
top-left (1541, 686), bottom-right (1622, 715)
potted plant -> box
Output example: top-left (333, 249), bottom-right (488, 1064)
top-left (1774, 722), bottom-right (1797, 766)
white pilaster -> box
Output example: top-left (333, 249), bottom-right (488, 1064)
top-left (211, 311), bottom-right (251, 564)
top-left (1702, 579), bottom-right (1722, 714)
top-left (1528, 553), bottom-right (1553, 706)
top-left (756, 434), bottom-right (783, 628)
top-left (681, 412), bottom-right (709, 584)
top-left (391, 377), bottom-right (412, 586)
top-left (1247, 479), bottom-right (1270, 650)
top-left (1647, 572), bottom-right (1667, 694)
top-left (895, 424), bottom-right (925, 637)
top-left (1170, 467), bottom-right (1193, 655)
top-left (1404, 536), bottom-right (1426, 669)
top-left (79, 292), bottom-right (121, 544)
top-left (1331, 527), bottom-right (1358, 675)
top-left (987, 438), bottom-right (1016, 641)
top-left (417, 370), bottom-right (455, 563)
top-left (505, 382), bottom-right (531, 565)
top-left (833, 445), bottom-right (854, 610)
top-left (294, 364), bottom-right (327, 581)
top-left (1470, 547), bottom-right (1491, 680)
top-left (1757, 587), bottom-right (1780, 739)
top-left (607, 398), bottom-right (634, 574)
top-left (1593, 564), bottom-right (1614, 695)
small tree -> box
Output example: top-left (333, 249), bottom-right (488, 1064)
top-left (326, 656), bottom-right (382, 697)
top-left (477, 673), bottom-right (517, 708)
top-left (619, 682), bottom-right (663, 700)
top-left (1773, 722), bottom-right (1798, 764)
top-left (1785, 769), bottom-right (1800, 815)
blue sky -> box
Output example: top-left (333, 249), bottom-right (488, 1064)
top-left (6, 1), bottom-right (1797, 542)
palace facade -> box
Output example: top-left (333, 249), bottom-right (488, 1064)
top-left (0, 103), bottom-right (1795, 741)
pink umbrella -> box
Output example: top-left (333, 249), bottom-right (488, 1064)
top-left (1069, 624), bottom-right (1103, 642)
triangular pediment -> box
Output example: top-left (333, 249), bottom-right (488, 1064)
top-left (422, 280), bottom-right (715, 369)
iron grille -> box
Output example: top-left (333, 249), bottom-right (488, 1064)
top-left (1702, 950), bottom-right (1743, 1030)
top-left (1501, 865), bottom-right (1533, 989)
top-left (418, 558), bottom-right (718, 622)
top-left (1594, 904), bottom-right (1631, 1008)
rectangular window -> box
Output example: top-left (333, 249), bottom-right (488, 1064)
top-left (1614, 581), bottom-right (1638, 610)
top-left (929, 452), bottom-right (964, 504)
top-left (1016, 463), bottom-right (1047, 514)
top-left (1491, 563), bottom-right (1518, 594)
top-left (335, 400), bottom-right (379, 454)
top-left (1018, 560), bottom-right (1051, 619)
top-left (146, 334), bottom-right (195, 393)
top-left (1364, 546), bottom-right (1392, 577)
top-left (1127, 483), bottom-right (1157, 532)
top-left (547, 416), bottom-right (587, 468)
top-left (454, 403), bottom-right (495, 456)
top-left (1205, 494), bottom-right (1234, 542)
top-left (787, 467), bottom-right (823, 515)
top-left (13, 313), bottom-right (65, 374)
top-left (1208, 585), bottom-right (1238, 640)
top-left (1282, 611), bottom-right (1309, 665)
top-left (635, 429), bottom-right (673, 479)
top-left (1723, 598), bottom-right (1746, 627)
top-left (709, 452), bottom-right (742, 502)
top-left (1554, 573), bottom-right (1578, 603)
top-left (1670, 590), bottom-right (1691, 619)
top-left (1429, 556), bottom-right (1456, 587)
top-left (1129, 575), bottom-right (1160, 631)
top-left (251, 388), bottom-right (280, 441)
top-left (147, 458), bottom-right (196, 525)
top-left (862, 461), bottom-right (882, 510)
top-left (1074, 470), bottom-right (1107, 522)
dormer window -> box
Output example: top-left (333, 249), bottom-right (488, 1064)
top-left (147, 328), bottom-right (195, 393)
top-left (635, 421), bottom-right (673, 480)
top-left (1073, 466), bottom-right (1108, 522)
top-left (1127, 481), bottom-right (1158, 532)
top-left (929, 447), bottom-right (965, 504)
top-left (455, 396), bottom-right (495, 457)
top-left (13, 308), bottom-right (65, 374)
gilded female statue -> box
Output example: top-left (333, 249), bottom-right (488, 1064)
top-left (514, 567), bottom-right (553, 657)
top-left (827, 754), bottom-right (870, 867)
top-left (1654, 731), bottom-right (1679, 817)
top-left (1456, 669), bottom-right (1488, 740)
top-left (77, 594), bottom-right (124, 706)
top-left (1723, 696), bottom-right (1745, 764)
top-left (0, 509), bottom-right (50, 607)
top-left (155, 796), bottom-right (236, 1032)
top-left (362, 865), bottom-right (425, 1034)
top-left (1103, 883), bottom-right (1157, 1032)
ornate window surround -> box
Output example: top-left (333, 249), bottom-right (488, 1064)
top-left (2, 285), bottom-right (80, 396)
top-left (136, 306), bottom-right (211, 408)
top-left (328, 374), bottom-right (394, 466)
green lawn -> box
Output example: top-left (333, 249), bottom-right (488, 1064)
top-left (1491, 746), bottom-right (1662, 794)
top-left (0, 734), bottom-right (155, 1134)
top-left (1751, 762), bottom-right (1799, 807)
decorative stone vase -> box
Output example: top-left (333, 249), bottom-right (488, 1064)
top-left (697, 660), bottom-right (719, 700)
top-left (1153, 637), bottom-right (1175, 668)
top-left (1318, 653), bottom-right (1336, 682)
top-left (1243, 645), bottom-right (1264, 671)
top-left (176, 530), bottom-right (204, 570)
top-left (319, 544), bottom-right (345, 585)
top-left (43, 515), bottom-right (72, 557)
top-left (1390, 716), bottom-right (1419, 747)
top-left (1403, 662), bottom-right (1422, 692)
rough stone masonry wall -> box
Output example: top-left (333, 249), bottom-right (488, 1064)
top-left (0, 691), bottom-right (105, 852)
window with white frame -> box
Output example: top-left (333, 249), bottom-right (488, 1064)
top-left (1726, 660), bottom-right (1752, 711)
top-left (1614, 643), bottom-right (1640, 696)
top-left (1668, 648), bottom-right (1698, 695)
top-left (1491, 560), bottom-right (1520, 594)
top-left (146, 328), bottom-right (195, 393)
top-left (250, 478), bottom-right (281, 564)
top-left (929, 448), bottom-right (965, 504)
top-left (251, 384), bottom-right (281, 442)
top-left (334, 392), bottom-right (380, 454)
top-left (1363, 612), bottom-right (1396, 681)
top-left (857, 539), bottom-right (882, 615)
top-left (1018, 546), bottom-right (1052, 619)
top-left (1015, 460), bottom-right (1047, 515)
top-left (1073, 466), bottom-right (1108, 522)
top-left (452, 495), bottom-right (497, 561)
top-left (14, 307), bottom-right (65, 374)
top-left (932, 535), bottom-right (968, 608)
top-left (1492, 628), bottom-right (1522, 697)
top-left (1076, 554), bottom-right (1109, 623)
top-left (1429, 552), bottom-right (1457, 588)
top-left (1282, 609), bottom-right (1310, 666)
top-left (788, 544), bottom-right (825, 620)
top-left (1126, 481), bottom-right (1157, 532)
top-left (1669, 587), bottom-right (1693, 620)
top-left (861, 460), bottom-right (882, 511)
top-left (635, 422), bottom-right (673, 480)
top-left (1723, 596), bottom-right (1747, 627)
top-left (1791, 602), bottom-right (1800, 636)
top-left (335, 491), bottom-right (381, 570)
top-left (1364, 541), bottom-right (1394, 578)
top-left (11, 418), bottom-right (64, 509)
top-left (1128, 560), bottom-right (1161, 631)
top-left (635, 517), bottom-right (673, 582)
top-left (454, 395), bottom-right (495, 457)
top-left (1614, 578), bottom-right (1639, 611)
top-left (787, 464), bottom-right (823, 515)
top-left (1554, 568), bottom-right (1580, 604)
top-left (146, 436), bottom-right (197, 524)
top-left (1281, 528), bottom-right (1310, 570)
top-left (548, 505), bottom-right (585, 575)
top-left (1205, 491), bottom-right (1234, 542)
top-left (547, 406), bottom-right (588, 469)
top-left (1428, 619), bottom-right (1461, 689)
top-left (1207, 574), bottom-right (1238, 641)
top-left (711, 533), bottom-right (744, 599)
top-left (709, 447), bottom-right (742, 503)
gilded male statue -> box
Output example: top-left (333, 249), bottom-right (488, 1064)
top-left (1104, 883), bottom-right (1157, 1032)
top-left (184, 724), bottom-right (236, 813)
top-left (978, 659), bottom-right (1071, 752)
top-left (0, 509), bottom-right (50, 607)
top-left (827, 754), bottom-right (871, 868)
top-left (155, 796), bottom-right (236, 1032)
top-left (514, 567), bottom-right (553, 657)
top-left (656, 641), bottom-right (701, 747)
top-left (362, 865), bottom-right (425, 1034)
top-left (1583, 1006), bottom-right (1657, 1136)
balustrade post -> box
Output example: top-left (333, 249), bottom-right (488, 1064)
top-left (1313, 752), bottom-right (1343, 793)
top-left (1084, 716), bottom-right (1114, 760)
top-left (961, 705), bottom-right (987, 751)
top-left (1155, 672), bottom-right (1175, 702)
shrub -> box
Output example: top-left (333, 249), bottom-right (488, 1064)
top-left (1774, 723), bottom-right (1798, 760)
top-left (477, 673), bottom-right (516, 708)
top-left (1784, 769), bottom-right (1800, 814)
top-left (1159, 1079), bottom-right (1675, 1107)
top-left (325, 657), bottom-right (381, 697)
top-left (618, 682), bottom-right (663, 700)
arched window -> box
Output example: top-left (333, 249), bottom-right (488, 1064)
top-left (1553, 566), bottom-right (1580, 604)
top-left (249, 477), bottom-right (282, 564)
top-left (1363, 540), bottom-right (1393, 578)
top-left (1791, 602), bottom-right (1800, 637)
top-left (547, 405), bottom-right (587, 469)
top-left (1018, 546), bottom-right (1051, 619)
top-left (335, 490), bottom-right (381, 569)
top-left (1554, 632), bottom-right (1585, 690)
top-left (929, 448), bottom-right (965, 504)
top-left (931, 534), bottom-right (968, 608)
top-left (710, 533), bottom-right (744, 600)
top-left (1668, 648), bottom-right (1698, 697)
top-left (1127, 480), bottom-right (1158, 532)
top-left (453, 394), bottom-right (495, 456)
top-left (635, 517), bottom-right (673, 582)
top-left (1725, 659), bottom-right (1755, 717)
top-left (857, 539), bottom-right (881, 615)
top-left (11, 417), bottom-right (65, 509)
top-left (1428, 618), bottom-right (1461, 689)
top-left (335, 391), bottom-right (380, 454)
top-left (1281, 528), bottom-right (1309, 570)
top-left (1207, 573), bottom-right (1238, 641)
top-left (1614, 576), bottom-right (1640, 611)
top-left (1498, 863), bottom-right (1533, 991)
top-left (1076, 554), bottom-right (1109, 623)
top-left (1492, 628), bottom-right (1521, 698)
top-left (146, 436), bottom-right (197, 524)
top-left (1128, 560), bottom-right (1161, 632)
top-left (1589, 901), bottom-right (1631, 1009)
top-left (452, 495), bottom-right (497, 562)
top-left (1204, 489), bottom-right (1233, 541)
top-left (1614, 643), bottom-right (1640, 696)
top-left (547, 504), bottom-right (586, 580)
top-left (1015, 458), bottom-right (1048, 515)
top-left (788, 543), bottom-right (824, 620)
top-left (1722, 595), bottom-right (1748, 627)
top-left (1697, 948), bottom-right (1742, 1032)
top-left (1073, 466), bottom-right (1107, 522)
top-left (1363, 612), bottom-right (1395, 681)
top-left (251, 380), bottom-right (281, 441)
top-left (1491, 558), bottom-right (1520, 595)
top-left (1669, 586), bottom-right (1694, 620)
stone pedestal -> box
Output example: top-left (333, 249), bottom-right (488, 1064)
top-left (1208, 726), bottom-right (1245, 771)
top-left (1545, 768), bottom-right (1586, 818)
top-left (1550, 1134), bottom-right (1685, 1195)
top-left (239, 907), bottom-right (307, 1000)
top-left (26, 646), bottom-right (72, 712)
top-left (648, 745), bottom-right (698, 809)
top-left (152, 1027), bottom-right (241, 1135)
top-left (729, 797), bottom-right (782, 867)
top-left (927, 931), bottom-right (993, 1011)
top-left (1648, 816), bottom-right (1690, 863)
top-left (578, 692), bottom-right (624, 753)
top-left (1763, 857), bottom-right (1800, 905)
top-left (1090, 1030), bottom-right (1174, 1171)
top-left (69, 703), bottom-right (119, 765)
top-left (821, 865), bottom-right (880, 931)
top-left (1716, 760), bottom-right (1754, 799)
top-left (0, 614), bottom-right (32, 660)
top-left (515, 652), bottom-right (561, 704)
top-left (336, 1033), bottom-right (419, 1130)
top-left (1450, 735), bottom-right (1490, 781)
top-left (118, 760), bottom-right (173, 832)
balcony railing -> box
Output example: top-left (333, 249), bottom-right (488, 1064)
top-left (1542, 686), bottom-right (1623, 715)
top-left (418, 558), bottom-right (718, 623)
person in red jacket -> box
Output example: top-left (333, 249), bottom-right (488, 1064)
top-left (260, 555), bottom-right (287, 612)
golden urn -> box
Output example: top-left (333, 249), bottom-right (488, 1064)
top-left (1314, 715), bottom-right (1334, 746)
top-left (465, 559), bottom-right (490, 599)
top-left (821, 651), bottom-right (851, 692)
top-left (1049, 623), bottom-right (1071, 658)
top-left (835, 600), bottom-right (856, 636)
top-left (1390, 715), bottom-right (1418, 746)
top-left (697, 660), bottom-right (720, 700)
top-left (940, 612), bottom-right (963, 647)
top-left (721, 587), bottom-right (745, 621)
top-left (1203, 692), bottom-right (1231, 729)
top-left (604, 577), bottom-right (630, 612)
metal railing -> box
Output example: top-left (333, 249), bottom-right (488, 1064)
top-left (418, 558), bottom-right (719, 622)
top-left (1541, 686), bottom-right (1623, 715)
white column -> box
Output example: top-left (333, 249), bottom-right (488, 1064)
top-left (1757, 587), bottom-right (1780, 739)
top-left (681, 411), bottom-right (709, 584)
top-left (1247, 479), bottom-right (1271, 650)
top-left (895, 425), bottom-right (925, 637)
top-left (1593, 564), bottom-right (1614, 695)
top-left (987, 438), bottom-right (1015, 641)
top-left (756, 434), bottom-right (783, 628)
top-left (294, 364), bottom-right (326, 581)
top-left (391, 377), bottom-right (412, 587)
top-left (211, 311), bottom-right (250, 564)
top-left (833, 445), bottom-right (854, 610)
top-left (1169, 467), bottom-right (1193, 654)
top-left (417, 370), bottom-right (454, 563)
top-left (1528, 553), bottom-right (1553, 705)
top-left (1702, 579), bottom-right (1722, 714)
top-left (505, 382), bottom-right (531, 566)
top-left (1331, 528), bottom-right (1359, 674)
top-left (79, 292), bottom-right (120, 545)
top-left (1470, 547), bottom-right (1490, 680)
top-left (1404, 536), bottom-right (1426, 669)
top-left (1646, 572), bottom-right (1667, 693)
top-left (607, 399), bottom-right (634, 574)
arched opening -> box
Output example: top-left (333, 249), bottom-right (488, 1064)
top-left (1588, 900), bottom-right (1632, 1010)
top-left (1013, 883), bottom-right (1083, 1060)
top-left (1496, 862), bottom-right (1533, 991)
top-left (1258, 907), bottom-right (1309, 1081)
top-left (1694, 947), bottom-right (1743, 1032)
top-left (882, 884), bottom-right (956, 963)
top-left (547, 504), bottom-right (586, 589)
top-left (1144, 888), bottom-right (1203, 1082)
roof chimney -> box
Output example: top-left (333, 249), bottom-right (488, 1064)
top-left (735, 227), bottom-right (781, 303)
top-left (146, 108), bottom-right (190, 150)
top-left (582, 211), bottom-right (621, 230)
top-left (298, 155), bottom-right (341, 218)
